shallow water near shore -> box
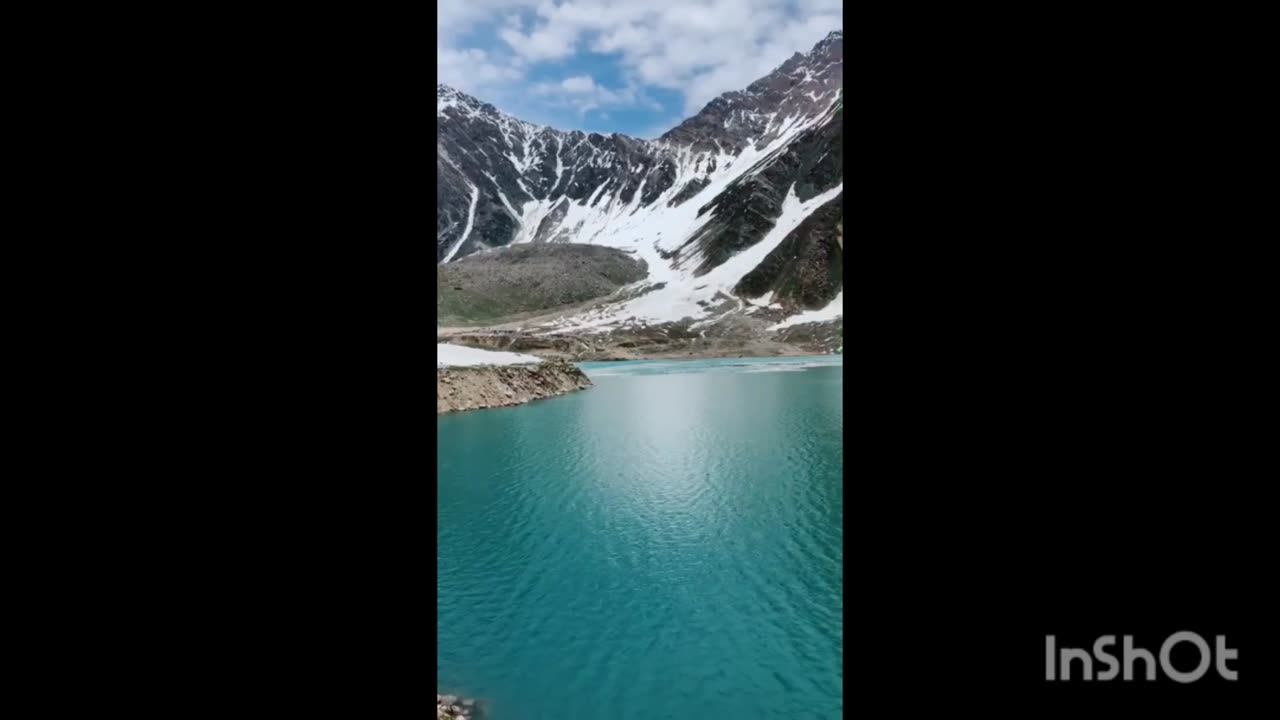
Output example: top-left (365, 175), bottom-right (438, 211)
top-left (437, 356), bottom-right (843, 719)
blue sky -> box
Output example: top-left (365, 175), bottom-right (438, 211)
top-left (438, 1), bottom-right (842, 138)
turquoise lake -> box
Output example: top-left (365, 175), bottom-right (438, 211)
top-left (437, 356), bottom-right (843, 719)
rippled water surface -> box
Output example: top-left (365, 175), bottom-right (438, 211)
top-left (438, 356), bottom-right (843, 719)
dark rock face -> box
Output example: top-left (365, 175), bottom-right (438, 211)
top-left (661, 32), bottom-right (843, 155)
top-left (675, 99), bottom-right (842, 276)
top-left (437, 30), bottom-right (844, 307)
top-left (436, 91), bottom-right (679, 262)
top-left (736, 193), bottom-right (843, 310)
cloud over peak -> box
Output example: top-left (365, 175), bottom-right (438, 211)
top-left (438, 0), bottom-right (842, 135)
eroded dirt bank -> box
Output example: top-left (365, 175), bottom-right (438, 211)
top-left (437, 361), bottom-right (593, 414)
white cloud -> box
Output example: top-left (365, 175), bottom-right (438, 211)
top-left (560, 75), bottom-right (597, 94)
top-left (437, 0), bottom-right (539, 96)
top-left (438, 45), bottom-right (524, 91)
top-left (528, 74), bottom-right (659, 117)
top-left (499, 22), bottom-right (579, 62)
top-left (438, 0), bottom-right (842, 124)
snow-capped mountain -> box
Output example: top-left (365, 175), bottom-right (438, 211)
top-left (437, 30), bottom-right (842, 329)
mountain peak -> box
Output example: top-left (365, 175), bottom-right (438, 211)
top-left (811, 29), bottom-right (842, 54)
top-left (658, 27), bottom-right (842, 153)
top-left (436, 30), bottom-right (844, 325)
top-left (439, 84), bottom-right (493, 119)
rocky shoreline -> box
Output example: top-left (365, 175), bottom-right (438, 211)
top-left (439, 314), bottom-right (843, 363)
top-left (436, 693), bottom-right (476, 719)
top-left (437, 360), bottom-right (593, 414)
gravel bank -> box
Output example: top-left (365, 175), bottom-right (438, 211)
top-left (437, 361), bottom-right (593, 414)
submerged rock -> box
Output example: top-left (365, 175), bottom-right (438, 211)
top-left (436, 692), bottom-right (476, 719)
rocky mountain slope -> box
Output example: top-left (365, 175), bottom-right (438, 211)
top-left (437, 30), bottom-right (843, 332)
top-left (437, 244), bottom-right (647, 325)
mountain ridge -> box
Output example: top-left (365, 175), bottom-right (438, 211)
top-left (437, 29), bottom-right (843, 330)
top-left (437, 29), bottom-right (843, 147)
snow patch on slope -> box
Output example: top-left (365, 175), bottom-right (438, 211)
top-left (443, 182), bottom-right (479, 264)
top-left (771, 292), bottom-right (843, 330)
top-left (548, 181), bottom-right (844, 333)
top-left (437, 343), bottom-right (542, 368)
top-left (501, 105), bottom-right (836, 325)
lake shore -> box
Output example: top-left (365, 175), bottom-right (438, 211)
top-left (437, 360), bottom-right (593, 414)
top-left (436, 693), bottom-right (476, 718)
top-left (438, 319), bottom-right (841, 363)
